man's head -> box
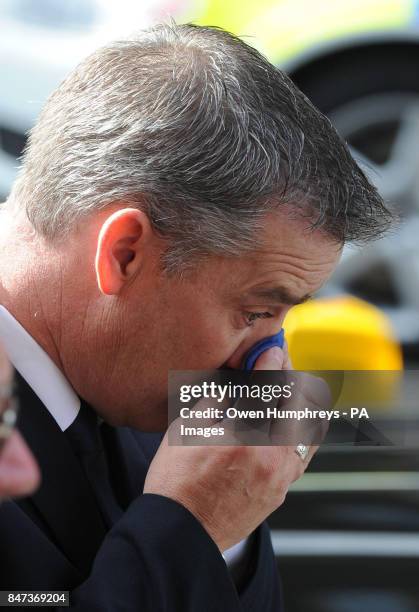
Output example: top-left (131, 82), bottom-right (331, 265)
top-left (2, 24), bottom-right (391, 429)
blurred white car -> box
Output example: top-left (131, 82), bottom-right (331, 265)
top-left (0, 0), bottom-right (188, 194)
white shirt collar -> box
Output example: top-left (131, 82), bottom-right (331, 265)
top-left (0, 305), bottom-right (80, 431)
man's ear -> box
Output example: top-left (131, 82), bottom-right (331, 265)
top-left (95, 208), bottom-right (152, 295)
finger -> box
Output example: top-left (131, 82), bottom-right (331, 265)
top-left (282, 339), bottom-right (293, 370)
top-left (270, 372), bottom-right (331, 444)
top-left (286, 441), bottom-right (319, 483)
top-left (299, 374), bottom-right (332, 409)
top-left (252, 346), bottom-right (285, 371)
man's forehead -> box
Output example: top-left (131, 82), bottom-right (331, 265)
top-left (231, 217), bottom-right (342, 303)
top-left (254, 211), bottom-right (341, 256)
top-left (193, 213), bottom-right (342, 303)
top-left (242, 284), bottom-right (313, 306)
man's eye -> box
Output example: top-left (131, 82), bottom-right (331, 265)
top-left (244, 311), bottom-right (274, 326)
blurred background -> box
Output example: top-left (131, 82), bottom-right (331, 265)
top-left (1, 0), bottom-right (419, 610)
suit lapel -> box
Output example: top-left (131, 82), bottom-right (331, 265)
top-left (15, 372), bottom-right (107, 575)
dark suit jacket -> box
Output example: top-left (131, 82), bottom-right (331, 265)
top-left (0, 373), bottom-right (282, 611)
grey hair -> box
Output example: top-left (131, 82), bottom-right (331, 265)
top-left (10, 22), bottom-right (392, 274)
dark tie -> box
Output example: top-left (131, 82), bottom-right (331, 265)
top-left (65, 400), bottom-right (123, 528)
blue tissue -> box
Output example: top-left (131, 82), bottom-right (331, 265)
top-left (242, 329), bottom-right (285, 371)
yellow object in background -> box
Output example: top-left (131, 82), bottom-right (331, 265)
top-left (284, 296), bottom-right (403, 408)
top-left (284, 295), bottom-right (403, 370)
top-left (190, 0), bottom-right (413, 66)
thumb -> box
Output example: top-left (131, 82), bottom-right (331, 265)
top-left (252, 346), bottom-right (286, 370)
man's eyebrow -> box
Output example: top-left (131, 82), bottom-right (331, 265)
top-left (244, 286), bottom-right (313, 305)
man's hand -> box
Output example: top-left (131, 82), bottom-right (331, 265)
top-left (144, 345), bottom-right (326, 552)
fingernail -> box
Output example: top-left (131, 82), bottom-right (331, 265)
top-left (269, 347), bottom-right (284, 363)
